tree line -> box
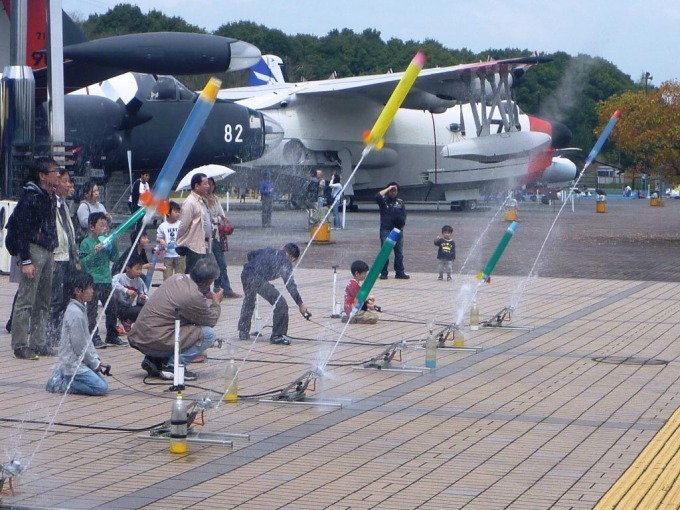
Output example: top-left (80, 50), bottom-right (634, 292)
top-left (73, 4), bottom-right (679, 184)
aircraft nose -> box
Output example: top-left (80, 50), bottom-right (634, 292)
top-left (550, 121), bottom-right (572, 149)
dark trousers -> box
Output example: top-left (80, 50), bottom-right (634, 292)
top-left (87, 283), bottom-right (117, 341)
top-left (238, 271), bottom-right (288, 338)
top-left (183, 248), bottom-right (208, 275)
top-left (211, 238), bottom-right (232, 292)
top-left (261, 196), bottom-right (273, 227)
top-left (379, 227), bottom-right (405, 276)
top-left (47, 260), bottom-right (75, 347)
top-left (117, 302), bottom-right (144, 323)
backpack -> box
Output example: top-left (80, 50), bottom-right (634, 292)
top-left (306, 178), bottom-right (319, 204)
top-left (73, 203), bottom-right (90, 245)
top-left (4, 212), bottom-right (20, 257)
top-left (323, 183), bottom-right (333, 206)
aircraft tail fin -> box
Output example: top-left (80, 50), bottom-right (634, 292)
top-left (248, 55), bottom-right (286, 85)
top-left (2, 0), bottom-right (89, 70)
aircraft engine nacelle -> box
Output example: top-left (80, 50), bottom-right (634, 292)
top-left (36, 95), bottom-right (124, 166)
top-left (64, 33), bottom-right (261, 75)
top-left (542, 157), bottom-right (578, 183)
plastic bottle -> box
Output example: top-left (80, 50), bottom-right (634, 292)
top-left (169, 393), bottom-right (188, 454)
top-left (454, 327), bottom-right (465, 348)
top-left (425, 324), bottom-right (437, 368)
top-left (470, 300), bottom-right (480, 331)
top-left (224, 358), bottom-right (238, 403)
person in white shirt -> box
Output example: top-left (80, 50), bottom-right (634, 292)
top-left (156, 201), bottom-right (185, 280)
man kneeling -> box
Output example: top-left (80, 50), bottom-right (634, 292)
top-left (128, 258), bottom-right (223, 381)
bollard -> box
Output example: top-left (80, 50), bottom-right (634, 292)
top-left (310, 221), bottom-right (332, 243)
top-left (504, 198), bottom-right (518, 222)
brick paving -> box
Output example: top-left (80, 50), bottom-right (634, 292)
top-left (0, 196), bottom-right (678, 509)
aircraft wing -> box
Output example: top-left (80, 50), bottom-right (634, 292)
top-left (223, 56), bottom-right (550, 112)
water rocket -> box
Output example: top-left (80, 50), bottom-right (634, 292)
top-left (477, 221), bottom-right (518, 284)
top-left (362, 52), bottom-right (426, 150)
top-left (584, 110), bottom-right (621, 170)
top-left (352, 228), bottom-right (401, 316)
top-left (100, 78), bottom-right (222, 246)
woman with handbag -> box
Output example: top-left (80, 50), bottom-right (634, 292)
top-left (206, 178), bottom-right (241, 299)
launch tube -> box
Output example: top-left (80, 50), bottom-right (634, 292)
top-left (352, 228), bottom-right (401, 315)
top-left (477, 221), bottom-right (518, 283)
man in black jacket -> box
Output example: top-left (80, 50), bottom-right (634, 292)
top-left (237, 243), bottom-right (308, 345)
top-left (375, 182), bottom-right (409, 279)
top-left (12, 158), bottom-right (60, 359)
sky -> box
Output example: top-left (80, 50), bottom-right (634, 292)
top-left (62, 0), bottom-right (679, 85)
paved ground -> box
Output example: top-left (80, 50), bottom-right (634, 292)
top-left (0, 196), bottom-right (678, 509)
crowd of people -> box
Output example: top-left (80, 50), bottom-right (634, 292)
top-left (8, 160), bottom-right (457, 397)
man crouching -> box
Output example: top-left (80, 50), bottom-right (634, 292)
top-left (129, 258), bottom-right (223, 381)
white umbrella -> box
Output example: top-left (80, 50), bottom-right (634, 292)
top-left (175, 164), bottom-right (235, 192)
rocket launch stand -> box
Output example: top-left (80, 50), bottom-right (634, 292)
top-left (138, 398), bottom-right (250, 447)
top-left (353, 341), bottom-right (425, 373)
top-left (481, 306), bottom-right (532, 331)
top-left (259, 370), bottom-right (345, 407)
top-left (434, 325), bottom-right (482, 352)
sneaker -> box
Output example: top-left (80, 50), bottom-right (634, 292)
top-left (106, 336), bottom-right (129, 347)
top-left (223, 290), bottom-right (242, 299)
top-left (437, 275), bottom-right (443, 281)
top-left (158, 368), bottom-right (175, 380)
top-left (92, 336), bottom-right (107, 349)
top-left (36, 345), bottom-right (57, 356)
top-left (13, 347), bottom-right (39, 360)
top-left (238, 331), bottom-right (250, 340)
top-left (141, 357), bottom-right (161, 377)
top-left (379, 273), bottom-right (388, 280)
top-left (270, 335), bottom-right (292, 345)
top-left (395, 273), bottom-right (411, 280)
top-left (447, 275), bottom-right (452, 281)
top-left (161, 366), bottom-right (197, 381)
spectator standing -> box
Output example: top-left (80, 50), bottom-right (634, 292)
top-left (11, 157), bottom-right (60, 360)
top-left (375, 182), bottom-right (409, 280)
top-left (79, 212), bottom-right (125, 348)
top-left (434, 225), bottom-right (456, 281)
top-left (260, 172), bottom-right (274, 228)
top-left (128, 170), bottom-right (150, 213)
top-left (156, 201), bottom-right (185, 280)
top-left (329, 173), bottom-right (343, 229)
top-left (175, 173), bottom-right (211, 275)
top-left (47, 169), bottom-right (80, 350)
top-left (206, 177), bottom-right (241, 298)
top-left (76, 181), bottom-right (109, 243)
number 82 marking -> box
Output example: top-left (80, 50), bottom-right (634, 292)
top-left (224, 124), bottom-right (243, 143)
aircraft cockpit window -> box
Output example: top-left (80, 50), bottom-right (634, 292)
top-left (149, 77), bottom-right (196, 101)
